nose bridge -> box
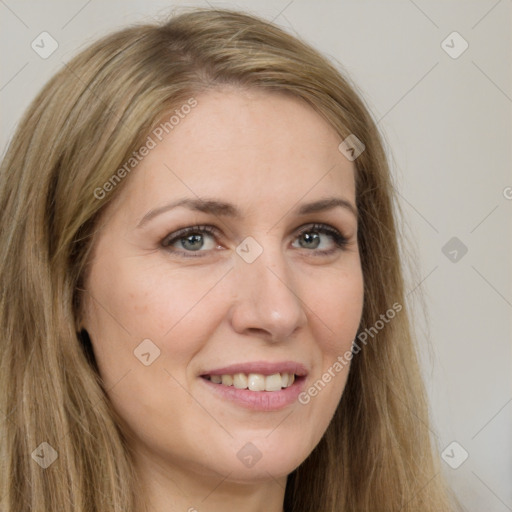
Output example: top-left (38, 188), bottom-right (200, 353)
top-left (229, 234), bottom-right (307, 340)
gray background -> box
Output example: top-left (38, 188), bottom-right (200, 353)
top-left (1, 1), bottom-right (511, 510)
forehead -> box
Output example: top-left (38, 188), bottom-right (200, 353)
top-left (113, 88), bottom-right (356, 218)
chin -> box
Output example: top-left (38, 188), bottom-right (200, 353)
top-left (202, 432), bottom-right (315, 482)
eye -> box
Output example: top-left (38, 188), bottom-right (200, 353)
top-left (161, 225), bottom-right (220, 257)
top-left (161, 223), bottom-right (349, 258)
top-left (292, 223), bottom-right (349, 255)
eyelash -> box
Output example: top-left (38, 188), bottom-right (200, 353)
top-left (161, 223), bottom-right (349, 258)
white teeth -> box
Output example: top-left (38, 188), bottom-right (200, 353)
top-left (233, 373), bottom-right (248, 389)
top-left (206, 372), bottom-right (296, 392)
top-left (265, 373), bottom-right (282, 391)
top-left (248, 373), bottom-right (266, 391)
top-left (221, 374), bottom-right (233, 386)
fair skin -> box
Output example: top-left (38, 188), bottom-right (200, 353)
top-left (82, 87), bottom-right (364, 512)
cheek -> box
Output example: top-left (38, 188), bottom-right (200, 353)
top-left (89, 253), bottom-right (226, 336)
top-left (83, 258), bottom-right (229, 437)
top-left (308, 265), bottom-right (364, 354)
top-left (84, 255), bottom-right (230, 380)
top-left (302, 266), bottom-right (363, 406)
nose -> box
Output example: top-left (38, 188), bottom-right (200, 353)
top-left (228, 240), bottom-right (308, 342)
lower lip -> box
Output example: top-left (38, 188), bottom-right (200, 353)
top-left (199, 376), bottom-right (305, 411)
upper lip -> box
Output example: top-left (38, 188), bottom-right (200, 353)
top-left (201, 361), bottom-right (308, 377)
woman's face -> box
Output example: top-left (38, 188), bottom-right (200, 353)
top-left (82, 87), bottom-right (364, 485)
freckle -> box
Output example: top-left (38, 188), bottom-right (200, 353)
top-left (134, 304), bottom-right (148, 314)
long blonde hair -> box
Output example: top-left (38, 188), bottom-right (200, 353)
top-left (0, 8), bottom-right (458, 511)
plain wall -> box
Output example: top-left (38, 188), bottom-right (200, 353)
top-left (1, 1), bottom-right (511, 510)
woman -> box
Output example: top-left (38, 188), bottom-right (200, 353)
top-left (0, 8), bottom-right (459, 512)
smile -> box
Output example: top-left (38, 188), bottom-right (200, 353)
top-left (202, 372), bottom-right (296, 391)
top-left (199, 361), bottom-right (308, 411)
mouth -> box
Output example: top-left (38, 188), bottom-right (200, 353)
top-left (201, 371), bottom-right (299, 391)
top-left (199, 361), bottom-right (308, 411)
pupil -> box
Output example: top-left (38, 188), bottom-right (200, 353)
top-left (302, 232), bottom-right (319, 248)
top-left (183, 234), bottom-right (203, 250)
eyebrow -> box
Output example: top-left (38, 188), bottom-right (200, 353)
top-left (137, 196), bottom-right (357, 228)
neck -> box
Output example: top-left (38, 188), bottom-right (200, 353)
top-left (133, 447), bottom-right (287, 512)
